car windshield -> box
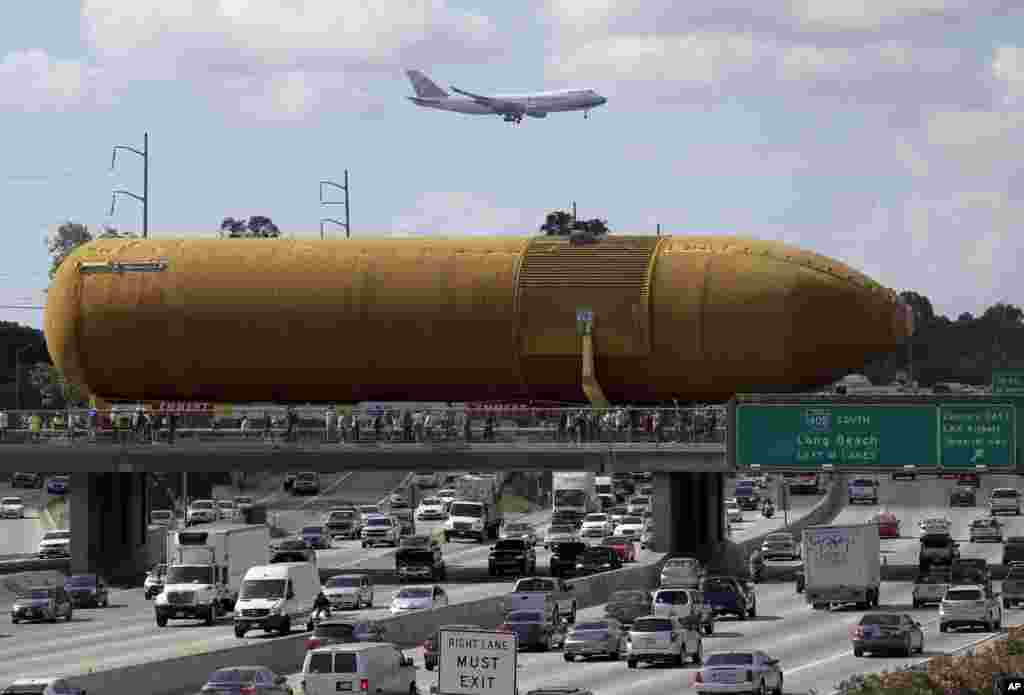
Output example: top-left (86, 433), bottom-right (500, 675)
top-left (972, 519), bottom-right (997, 527)
top-left (505, 524), bottom-right (530, 532)
top-left (367, 518), bottom-right (392, 527)
top-left (946, 589), bottom-right (983, 601)
top-left (994, 489), bottom-right (1019, 498)
top-left (622, 517), bottom-right (643, 525)
top-left (605, 537), bottom-right (629, 545)
top-left (631, 498), bottom-right (649, 505)
top-left (218, 501), bottom-right (233, 508)
top-left (585, 515), bottom-right (607, 522)
top-left (516, 578), bottom-right (554, 591)
top-left (302, 527), bottom-right (323, 534)
top-left (703, 578), bottom-right (735, 591)
top-left (235, 497), bottom-right (252, 504)
top-left (852, 479), bottom-right (875, 486)
top-left (151, 510), bottom-right (172, 520)
top-left (209, 668), bottom-right (262, 684)
top-left (52, 476), bottom-right (68, 484)
top-left (167, 566), bottom-right (215, 584)
top-left (450, 503), bottom-right (483, 518)
top-left (611, 590), bottom-right (648, 603)
top-left (574, 621), bottom-right (609, 631)
top-left (192, 501), bottom-right (213, 509)
top-left (549, 526), bottom-right (573, 534)
top-left (917, 574), bottom-right (949, 584)
top-left (397, 588), bottom-right (432, 598)
top-left (20, 589), bottom-right (52, 599)
top-left (360, 506), bottom-right (378, 514)
top-left (239, 579), bottom-right (286, 599)
top-left (507, 611), bottom-right (543, 623)
top-left (67, 575), bottom-right (96, 586)
top-left (632, 618), bottom-right (672, 632)
top-left (860, 614), bottom-right (901, 625)
top-left (391, 502), bottom-right (410, 510)
top-left (329, 511), bottom-right (355, 520)
top-left (298, 473), bottom-right (316, 481)
top-left (705, 653), bottom-right (755, 666)
top-left (494, 540), bottom-right (526, 551)
top-left (655, 591), bottom-right (689, 604)
top-left (1, 498), bottom-right (21, 505)
top-left (421, 499), bottom-right (441, 506)
top-left (43, 531), bottom-right (70, 540)
top-left (921, 535), bottom-right (952, 548)
top-left (327, 577), bottom-right (361, 588)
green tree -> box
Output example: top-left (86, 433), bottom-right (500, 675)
top-left (539, 210), bottom-right (610, 244)
top-left (27, 362), bottom-right (88, 408)
top-left (47, 221), bottom-right (92, 279)
top-left (219, 216), bottom-right (281, 238)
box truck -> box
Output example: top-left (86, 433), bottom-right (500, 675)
top-left (553, 472), bottom-right (597, 516)
top-left (802, 523), bottom-right (881, 610)
top-left (155, 523), bottom-right (269, 626)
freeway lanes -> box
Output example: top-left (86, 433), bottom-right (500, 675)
top-left (277, 584), bottom-right (1024, 695)
top-left (0, 482), bottom-right (53, 559)
top-left (830, 474), bottom-right (1021, 566)
top-left (0, 474), bottom-right (819, 687)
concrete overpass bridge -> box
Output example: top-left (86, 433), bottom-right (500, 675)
top-left (2, 406), bottom-right (732, 582)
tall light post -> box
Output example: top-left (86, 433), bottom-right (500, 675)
top-left (320, 172), bottom-right (350, 239)
top-left (15, 345), bottom-right (31, 410)
top-left (110, 132), bottom-right (149, 238)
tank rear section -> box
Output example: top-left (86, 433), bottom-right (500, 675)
top-left (45, 238), bottom-right (529, 403)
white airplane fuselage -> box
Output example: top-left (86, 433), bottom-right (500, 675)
top-left (408, 90), bottom-right (606, 118)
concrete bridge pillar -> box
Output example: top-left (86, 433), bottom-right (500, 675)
top-left (70, 472), bottom-right (150, 583)
top-left (652, 472), bottom-right (682, 554)
top-left (651, 472), bottom-right (726, 558)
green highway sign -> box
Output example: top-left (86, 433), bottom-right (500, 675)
top-left (735, 402), bottom-right (1016, 471)
top-left (939, 404), bottom-right (1015, 469)
top-left (993, 369), bottom-right (1024, 395)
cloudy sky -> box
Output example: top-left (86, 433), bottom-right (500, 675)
top-left (3, 1), bottom-right (1024, 330)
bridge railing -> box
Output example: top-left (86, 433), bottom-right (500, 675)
top-left (0, 406), bottom-right (727, 447)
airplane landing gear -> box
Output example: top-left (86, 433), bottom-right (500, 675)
top-left (503, 113), bottom-right (523, 124)
top-left (584, 110), bottom-right (589, 119)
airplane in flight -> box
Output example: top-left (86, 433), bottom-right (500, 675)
top-left (405, 70), bottom-right (607, 125)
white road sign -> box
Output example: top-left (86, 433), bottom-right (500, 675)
top-left (439, 628), bottom-right (518, 695)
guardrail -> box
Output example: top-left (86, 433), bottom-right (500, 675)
top-left (0, 406), bottom-right (727, 448)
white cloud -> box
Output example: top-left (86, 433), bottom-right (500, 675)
top-left (0, 1), bottom-right (507, 117)
top-left (993, 44), bottom-right (1024, 104)
top-left (0, 49), bottom-right (111, 111)
top-left (391, 192), bottom-right (542, 237)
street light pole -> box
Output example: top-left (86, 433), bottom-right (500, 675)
top-left (15, 345), bottom-right (31, 410)
top-left (320, 172), bottom-right (350, 239)
top-left (110, 132), bottom-right (149, 238)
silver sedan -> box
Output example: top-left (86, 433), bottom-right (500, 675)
top-left (563, 618), bottom-right (626, 662)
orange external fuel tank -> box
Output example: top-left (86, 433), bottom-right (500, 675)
top-left (44, 235), bottom-right (911, 404)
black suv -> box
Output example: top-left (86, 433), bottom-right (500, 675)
top-left (574, 546), bottom-right (622, 575)
top-left (396, 546), bottom-right (446, 582)
top-left (950, 486), bottom-right (976, 507)
top-left (549, 541), bottom-right (588, 578)
top-left (489, 539), bottom-right (537, 576)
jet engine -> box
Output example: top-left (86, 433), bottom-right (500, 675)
top-left (526, 110), bottom-right (548, 118)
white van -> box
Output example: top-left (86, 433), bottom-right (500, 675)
top-left (233, 562), bottom-right (319, 637)
top-left (302, 643), bottom-right (416, 695)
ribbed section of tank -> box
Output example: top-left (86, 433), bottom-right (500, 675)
top-left (44, 235), bottom-right (909, 404)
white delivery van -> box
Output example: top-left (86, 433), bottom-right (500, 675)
top-left (233, 562), bottom-right (319, 637)
top-left (302, 643), bottom-right (416, 695)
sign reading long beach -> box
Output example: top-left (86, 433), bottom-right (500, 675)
top-left (735, 402), bottom-right (1016, 470)
top-left (439, 629), bottom-right (517, 695)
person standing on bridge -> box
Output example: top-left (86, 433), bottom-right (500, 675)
top-left (0, 409), bottom-right (7, 442)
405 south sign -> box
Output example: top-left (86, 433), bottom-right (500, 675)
top-left (735, 403), bottom-right (1016, 471)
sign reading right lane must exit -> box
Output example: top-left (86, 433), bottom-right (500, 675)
top-left (735, 402), bottom-right (1016, 471)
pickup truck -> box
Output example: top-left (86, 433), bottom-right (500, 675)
top-left (700, 575), bottom-right (757, 619)
top-left (505, 576), bottom-right (577, 624)
top-left (1002, 562), bottom-right (1024, 607)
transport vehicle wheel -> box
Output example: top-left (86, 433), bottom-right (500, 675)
top-left (564, 654), bottom-right (572, 662)
top-left (281, 617), bottom-right (291, 635)
top-left (853, 648), bottom-right (862, 657)
top-left (627, 659), bottom-right (637, 669)
top-left (693, 641), bottom-right (703, 665)
top-left (156, 614), bottom-right (168, 627)
top-left (774, 675), bottom-right (783, 695)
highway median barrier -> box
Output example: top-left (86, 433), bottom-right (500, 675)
top-left (42, 497), bottom-right (67, 530)
top-left (702, 475), bottom-right (847, 578)
top-left (63, 550), bottom-right (668, 695)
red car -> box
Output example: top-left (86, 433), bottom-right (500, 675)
top-left (874, 512), bottom-right (900, 538)
top-left (601, 536), bottom-right (637, 563)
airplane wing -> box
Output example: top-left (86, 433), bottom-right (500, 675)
top-left (450, 86), bottom-right (524, 114)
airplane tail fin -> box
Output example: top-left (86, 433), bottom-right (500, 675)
top-left (406, 70), bottom-right (448, 98)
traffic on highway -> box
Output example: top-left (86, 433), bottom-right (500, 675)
top-left (1, 468), bottom-right (1020, 695)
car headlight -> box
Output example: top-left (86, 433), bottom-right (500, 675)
top-left (270, 603), bottom-right (283, 615)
